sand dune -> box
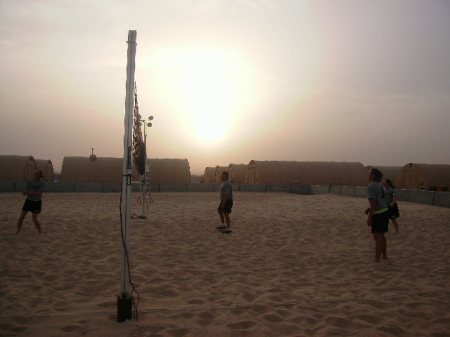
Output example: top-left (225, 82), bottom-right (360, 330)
top-left (1, 192), bottom-right (449, 337)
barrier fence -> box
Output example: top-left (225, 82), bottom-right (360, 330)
top-left (0, 182), bottom-right (448, 208)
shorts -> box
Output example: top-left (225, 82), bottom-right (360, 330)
top-left (371, 211), bottom-right (389, 233)
top-left (388, 203), bottom-right (400, 219)
top-left (22, 199), bottom-right (42, 214)
top-left (218, 200), bottom-right (233, 214)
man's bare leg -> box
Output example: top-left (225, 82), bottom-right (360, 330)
top-left (17, 211), bottom-right (28, 233)
top-left (32, 213), bottom-right (42, 234)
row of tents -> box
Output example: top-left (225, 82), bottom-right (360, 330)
top-left (204, 161), bottom-right (450, 191)
top-left (0, 155), bottom-right (55, 182)
top-left (1, 155), bottom-right (449, 191)
top-left (0, 155), bottom-right (190, 184)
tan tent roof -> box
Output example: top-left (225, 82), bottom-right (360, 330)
top-left (35, 159), bottom-right (55, 182)
top-left (203, 167), bottom-right (216, 184)
top-left (60, 157), bottom-right (123, 183)
top-left (245, 160), bottom-right (368, 186)
top-left (214, 166), bottom-right (229, 183)
top-left (396, 163), bottom-right (450, 191)
top-left (0, 155), bottom-right (37, 181)
top-left (142, 158), bottom-right (191, 184)
top-left (61, 157), bottom-right (191, 184)
top-left (228, 163), bottom-right (247, 184)
top-left (366, 166), bottom-right (402, 184)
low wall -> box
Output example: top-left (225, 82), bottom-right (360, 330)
top-left (0, 181), bottom-right (14, 192)
top-left (340, 186), bottom-right (356, 197)
top-left (311, 185), bottom-right (330, 195)
top-left (433, 192), bottom-right (450, 208)
top-left (329, 186), bottom-right (343, 195)
top-left (290, 185), bottom-right (311, 195)
top-left (239, 184), bottom-right (266, 192)
top-left (1, 182), bottom-right (449, 208)
top-left (408, 190), bottom-right (435, 205)
top-left (354, 187), bottom-right (367, 198)
top-left (266, 185), bottom-right (291, 193)
top-left (395, 189), bottom-right (410, 202)
top-left (159, 184), bottom-right (188, 192)
top-left (45, 182), bottom-right (75, 192)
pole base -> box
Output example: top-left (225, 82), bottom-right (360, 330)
top-left (117, 292), bottom-right (132, 322)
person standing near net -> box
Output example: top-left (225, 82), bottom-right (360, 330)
top-left (365, 168), bottom-right (389, 263)
top-left (17, 169), bottom-right (45, 234)
top-left (383, 178), bottom-right (400, 233)
top-left (216, 171), bottom-right (233, 234)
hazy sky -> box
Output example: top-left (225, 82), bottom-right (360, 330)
top-left (1, 0), bottom-right (449, 174)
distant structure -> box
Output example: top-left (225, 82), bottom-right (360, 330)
top-left (214, 166), bottom-right (229, 183)
top-left (142, 158), bottom-right (191, 184)
top-left (0, 155), bottom-right (37, 181)
top-left (60, 157), bottom-right (123, 183)
top-left (60, 156), bottom-right (190, 184)
top-left (396, 163), bottom-right (450, 191)
top-left (245, 160), bottom-right (368, 186)
top-left (202, 167), bottom-right (216, 184)
top-left (228, 163), bottom-right (247, 184)
top-left (35, 159), bottom-right (55, 182)
top-left (366, 165), bottom-right (402, 185)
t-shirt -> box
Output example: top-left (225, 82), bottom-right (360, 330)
top-left (367, 181), bottom-right (387, 211)
top-left (26, 179), bottom-right (45, 201)
top-left (220, 180), bottom-right (233, 201)
top-left (385, 186), bottom-right (396, 204)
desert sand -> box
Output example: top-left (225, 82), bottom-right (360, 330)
top-left (1, 192), bottom-right (449, 337)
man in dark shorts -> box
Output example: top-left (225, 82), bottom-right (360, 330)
top-left (216, 171), bottom-right (233, 234)
top-left (365, 168), bottom-right (389, 263)
top-left (17, 170), bottom-right (45, 234)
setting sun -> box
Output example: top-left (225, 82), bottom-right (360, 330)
top-left (151, 46), bottom-right (254, 145)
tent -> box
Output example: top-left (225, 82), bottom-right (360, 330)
top-left (366, 166), bottom-right (402, 184)
top-left (0, 155), bottom-right (37, 181)
top-left (35, 159), bottom-right (55, 182)
top-left (60, 157), bottom-right (191, 184)
top-left (214, 166), bottom-right (229, 183)
top-left (245, 160), bottom-right (368, 186)
top-left (228, 163), bottom-right (247, 184)
top-left (142, 158), bottom-right (191, 184)
top-left (396, 163), bottom-right (450, 191)
top-left (202, 167), bottom-right (216, 184)
top-left (60, 157), bottom-right (123, 183)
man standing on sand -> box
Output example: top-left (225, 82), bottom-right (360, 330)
top-left (17, 169), bottom-right (45, 234)
top-left (216, 171), bottom-right (233, 234)
top-left (365, 168), bottom-right (389, 263)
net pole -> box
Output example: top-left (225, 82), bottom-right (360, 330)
top-left (141, 126), bottom-right (146, 218)
top-left (118, 30), bottom-right (136, 322)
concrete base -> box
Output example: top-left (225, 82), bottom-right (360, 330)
top-left (290, 185), bottom-right (311, 195)
top-left (187, 184), bottom-right (215, 192)
top-left (354, 187), bottom-right (368, 198)
top-left (310, 185), bottom-right (330, 195)
top-left (239, 184), bottom-right (266, 192)
top-left (0, 181), bottom-right (14, 192)
top-left (1, 181), bottom-right (449, 209)
top-left (329, 186), bottom-right (343, 195)
top-left (117, 292), bottom-right (132, 322)
top-left (266, 185), bottom-right (291, 193)
top-left (408, 190), bottom-right (435, 205)
top-left (159, 184), bottom-right (187, 192)
top-left (433, 192), bottom-right (450, 208)
top-left (341, 186), bottom-right (356, 197)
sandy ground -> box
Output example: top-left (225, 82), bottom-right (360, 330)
top-left (1, 192), bottom-right (449, 337)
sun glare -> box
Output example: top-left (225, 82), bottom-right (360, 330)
top-left (152, 46), bottom-right (253, 145)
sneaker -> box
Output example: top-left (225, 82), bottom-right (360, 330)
top-left (216, 225), bottom-right (226, 230)
top-left (222, 229), bottom-right (232, 234)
